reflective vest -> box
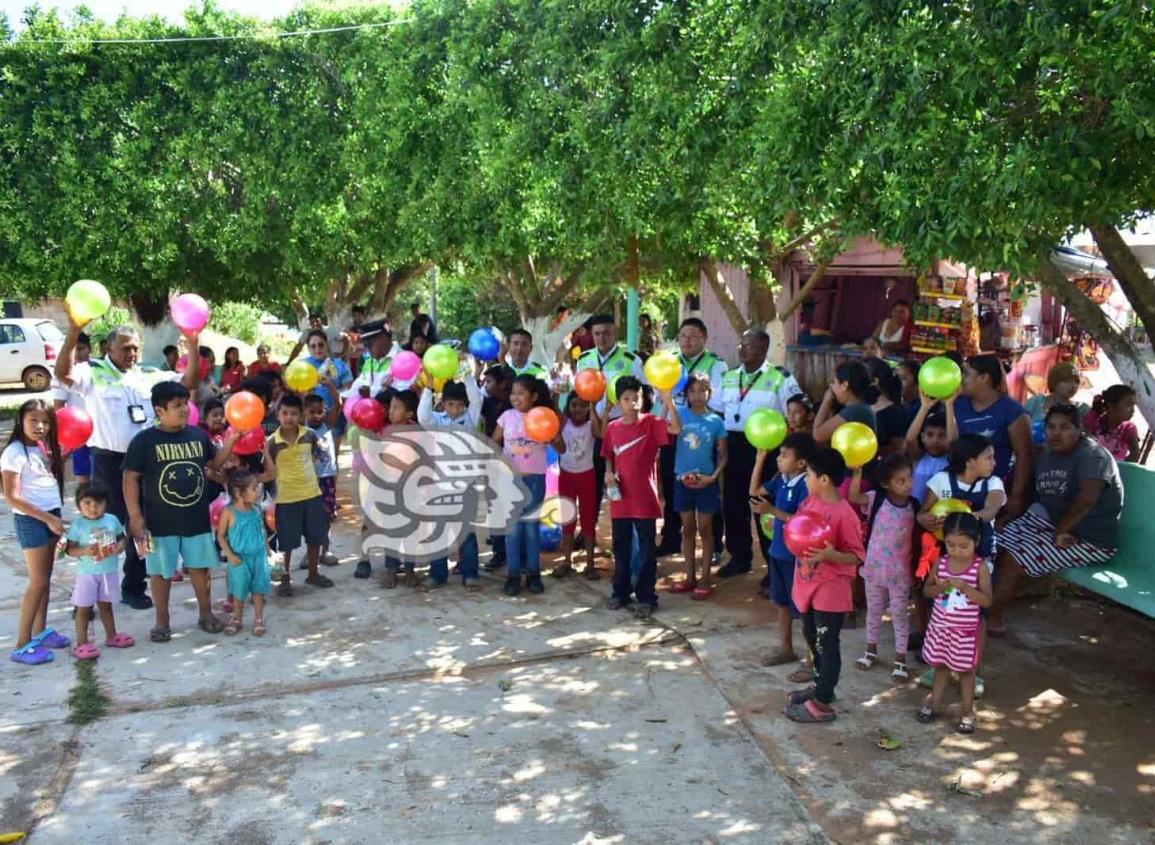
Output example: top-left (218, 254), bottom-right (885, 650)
top-left (720, 364), bottom-right (788, 431)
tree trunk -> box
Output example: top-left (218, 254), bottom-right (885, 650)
top-left (701, 258), bottom-right (751, 336)
top-left (1037, 257), bottom-right (1155, 429)
top-left (1089, 225), bottom-right (1155, 334)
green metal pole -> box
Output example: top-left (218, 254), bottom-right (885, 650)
top-left (626, 287), bottom-right (640, 352)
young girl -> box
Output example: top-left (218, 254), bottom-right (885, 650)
top-left (305, 385), bottom-right (341, 566)
top-left (495, 375), bottom-right (565, 597)
top-left (849, 455), bottom-right (918, 681)
top-left (786, 393), bottom-right (816, 435)
top-left (219, 346), bottom-right (247, 394)
top-left (554, 393), bottom-right (602, 580)
top-left (65, 482), bottom-right (134, 659)
top-left (217, 469), bottom-right (273, 636)
top-left (916, 512), bottom-right (992, 734)
top-left (1083, 385), bottom-right (1139, 462)
top-left (2, 400), bottom-right (69, 665)
top-left (919, 434), bottom-right (1006, 569)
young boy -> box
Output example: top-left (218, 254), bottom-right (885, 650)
top-left (123, 382), bottom-right (240, 641)
top-left (382, 390), bottom-right (425, 589)
top-left (267, 393), bottom-right (332, 595)
top-left (65, 482), bottom-right (133, 658)
top-left (601, 376), bottom-right (681, 619)
top-left (783, 447), bottom-right (866, 724)
top-left (751, 432), bottom-right (817, 666)
top-left (672, 373), bottom-right (728, 600)
top-left (305, 388), bottom-right (341, 567)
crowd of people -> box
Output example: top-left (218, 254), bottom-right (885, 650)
top-left (2, 304), bottom-right (1138, 735)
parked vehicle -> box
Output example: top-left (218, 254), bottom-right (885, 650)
top-left (0, 318), bottom-right (64, 390)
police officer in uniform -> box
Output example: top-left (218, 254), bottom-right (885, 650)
top-left (717, 329), bottom-right (800, 578)
top-left (505, 328), bottom-right (549, 378)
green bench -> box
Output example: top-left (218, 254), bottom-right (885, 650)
top-left (1060, 461), bottom-right (1155, 618)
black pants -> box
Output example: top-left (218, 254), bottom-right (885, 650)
top-left (592, 436), bottom-right (607, 529)
top-left (92, 449), bottom-right (146, 598)
top-left (721, 431), bottom-right (757, 569)
top-left (611, 518), bottom-right (657, 607)
top-left (658, 443), bottom-right (680, 549)
top-left (802, 608), bottom-right (844, 705)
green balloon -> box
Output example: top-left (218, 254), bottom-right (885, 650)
top-left (607, 374), bottom-right (623, 405)
top-left (423, 344), bottom-right (459, 380)
top-left (918, 356), bottom-right (962, 400)
top-left (745, 408), bottom-right (788, 451)
top-left (66, 279), bottom-right (111, 324)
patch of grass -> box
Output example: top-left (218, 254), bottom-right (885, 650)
top-left (67, 660), bottom-right (109, 725)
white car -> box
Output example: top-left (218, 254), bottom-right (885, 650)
top-left (0, 318), bottom-right (65, 391)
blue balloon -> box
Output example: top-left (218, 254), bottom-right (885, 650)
top-left (672, 372), bottom-right (688, 395)
top-left (539, 524), bottom-right (562, 551)
top-left (468, 327), bottom-right (501, 361)
top-left (545, 445), bottom-right (559, 465)
top-left (1032, 419), bottom-right (1046, 444)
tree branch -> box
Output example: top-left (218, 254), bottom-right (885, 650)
top-left (540, 264), bottom-right (585, 316)
top-left (1090, 224), bottom-right (1155, 333)
top-left (701, 258), bottom-right (751, 335)
top-left (771, 219), bottom-right (840, 259)
top-left (780, 257), bottom-right (833, 321)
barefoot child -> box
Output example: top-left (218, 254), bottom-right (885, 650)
top-left (65, 483), bottom-right (135, 659)
top-left (671, 373), bottom-right (728, 600)
top-left (916, 512), bottom-right (992, 734)
top-left (750, 432), bottom-right (816, 666)
top-left (218, 469), bottom-right (275, 636)
top-left (3, 400), bottom-right (69, 665)
top-left (554, 393), bottom-right (602, 580)
top-left (784, 448), bottom-right (866, 724)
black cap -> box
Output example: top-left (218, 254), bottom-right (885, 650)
top-left (358, 319), bottom-right (393, 342)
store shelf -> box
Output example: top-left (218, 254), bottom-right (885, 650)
top-left (911, 345), bottom-right (955, 355)
top-left (918, 290), bottom-right (967, 301)
top-left (914, 320), bottom-right (963, 330)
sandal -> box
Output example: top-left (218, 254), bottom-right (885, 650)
top-left (916, 696), bottom-right (937, 723)
top-left (252, 618), bottom-right (267, 637)
top-left (104, 633), bottom-right (135, 649)
top-left (149, 627), bottom-right (172, 643)
top-left (71, 643), bottom-right (100, 661)
top-left (550, 562), bottom-right (575, 579)
top-left (38, 628), bottom-right (72, 649)
top-left (278, 581), bottom-right (294, 598)
top-left (670, 580), bottom-right (696, 594)
top-left (957, 713), bottom-right (977, 735)
top-left (9, 641), bottom-right (54, 665)
top-left (690, 585), bottom-right (714, 601)
top-left (583, 566), bottom-right (601, 581)
top-left (401, 571), bottom-right (420, 588)
top-left (305, 573), bottom-right (335, 588)
top-left (761, 648), bottom-right (798, 667)
top-left (891, 661), bottom-right (910, 681)
top-left (788, 685), bottom-right (836, 705)
top-left (223, 617), bottom-right (243, 636)
top-left (784, 699), bottom-right (836, 723)
top-left (198, 616), bottom-right (225, 635)
top-left (787, 666), bottom-right (816, 684)
top-left (855, 650), bottom-right (879, 670)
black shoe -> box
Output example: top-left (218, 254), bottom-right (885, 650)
top-left (607, 596), bottom-right (629, 610)
top-left (121, 593), bottom-right (154, 610)
top-left (485, 553), bottom-right (507, 571)
top-left (526, 573), bottom-right (545, 595)
top-left (354, 560), bottom-right (372, 579)
top-left (633, 604), bottom-right (655, 620)
top-left (503, 575), bottom-right (521, 596)
top-left (716, 561), bottom-right (752, 578)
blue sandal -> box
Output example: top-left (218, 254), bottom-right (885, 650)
top-left (10, 641), bottom-right (54, 665)
top-left (37, 628), bottom-right (72, 650)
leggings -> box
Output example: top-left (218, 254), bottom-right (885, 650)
top-left (865, 572), bottom-right (911, 655)
top-left (559, 468), bottom-right (596, 538)
top-left (802, 608), bottom-right (844, 706)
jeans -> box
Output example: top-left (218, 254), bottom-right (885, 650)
top-left (802, 608), bottom-right (845, 705)
top-left (612, 518), bottom-right (657, 607)
top-left (507, 474), bottom-right (545, 577)
top-left (430, 533), bottom-right (480, 584)
top-left (93, 449), bottom-right (146, 598)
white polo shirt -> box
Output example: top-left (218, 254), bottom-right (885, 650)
top-left (61, 358), bottom-right (181, 453)
top-left (719, 364), bottom-right (801, 432)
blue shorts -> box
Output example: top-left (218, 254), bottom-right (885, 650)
top-left (769, 556), bottom-right (799, 616)
top-left (147, 533), bottom-right (219, 580)
top-left (673, 479), bottom-right (721, 515)
top-left (275, 496), bottom-right (328, 551)
top-left (13, 509), bottom-right (62, 550)
top-left (72, 446), bottom-right (92, 477)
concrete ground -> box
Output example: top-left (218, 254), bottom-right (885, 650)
top-left (3, 476), bottom-right (1155, 844)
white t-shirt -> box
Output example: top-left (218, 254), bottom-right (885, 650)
top-left (0, 442), bottom-right (62, 515)
top-left (925, 471), bottom-right (1005, 503)
top-left (61, 358), bottom-right (181, 453)
top-left (298, 325), bottom-right (346, 356)
top-left (559, 419), bottom-right (595, 474)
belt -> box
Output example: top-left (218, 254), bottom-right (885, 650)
top-left (92, 447), bottom-right (127, 458)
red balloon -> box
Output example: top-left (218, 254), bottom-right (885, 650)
top-left (784, 512), bottom-right (834, 559)
top-left (228, 426), bottom-right (266, 456)
top-left (574, 370), bottom-right (607, 402)
top-left (225, 391), bottom-right (265, 432)
top-left (263, 500), bottom-right (276, 532)
top-left (525, 407), bottom-right (560, 444)
top-left (350, 397), bottom-right (386, 432)
top-left (56, 407), bottom-right (94, 452)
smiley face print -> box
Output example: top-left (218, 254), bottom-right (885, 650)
top-left (159, 460), bottom-right (205, 507)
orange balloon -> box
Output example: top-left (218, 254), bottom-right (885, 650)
top-left (574, 369), bottom-right (607, 402)
top-left (225, 391), bottom-right (265, 432)
top-left (525, 407), bottom-right (560, 444)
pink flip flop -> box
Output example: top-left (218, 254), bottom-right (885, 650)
top-left (104, 633), bottom-right (135, 649)
top-left (671, 581), bottom-right (696, 594)
top-left (71, 643), bottom-right (100, 661)
top-left (691, 585), bottom-right (714, 601)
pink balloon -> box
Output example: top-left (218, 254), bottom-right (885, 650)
top-left (391, 350), bottom-right (421, 381)
top-left (546, 466), bottom-right (559, 498)
top-left (784, 512), bottom-right (834, 560)
top-left (209, 494), bottom-right (228, 527)
top-left (187, 402), bottom-right (200, 427)
top-left (171, 293), bottom-right (210, 333)
top-left (343, 393), bottom-right (361, 421)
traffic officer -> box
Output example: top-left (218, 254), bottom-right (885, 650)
top-left (505, 328), bottom-right (549, 378)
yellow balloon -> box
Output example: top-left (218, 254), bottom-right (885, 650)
top-left (285, 360), bottom-right (319, 393)
top-left (831, 422), bottom-right (878, 469)
top-left (643, 350), bottom-right (682, 391)
top-left (571, 345), bottom-right (582, 360)
top-left (929, 498), bottom-right (972, 540)
top-left (434, 376), bottom-right (447, 392)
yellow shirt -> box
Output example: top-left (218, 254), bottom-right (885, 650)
top-left (268, 427), bottom-right (321, 504)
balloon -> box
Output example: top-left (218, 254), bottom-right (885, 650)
top-left (433, 376), bottom-right (447, 392)
top-left (574, 369), bottom-right (607, 402)
top-left (65, 279), bottom-right (111, 324)
top-left (263, 499), bottom-right (277, 532)
top-left (56, 407), bottom-right (94, 452)
top-left (784, 512), bottom-right (834, 559)
top-left (225, 391), bottom-right (265, 432)
top-left (423, 344), bottom-right (459, 380)
top-left (343, 393), bottom-right (362, 422)
top-left (1032, 419), bottom-right (1047, 444)
top-left (540, 523), bottom-right (563, 551)
top-left (525, 407), bottom-right (560, 444)
top-left (209, 495), bottom-right (228, 528)
top-left (187, 402), bottom-right (200, 427)
top-left (175, 354), bottom-right (211, 375)
top-left (745, 408), bottom-right (788, 452)
top-left (170, 293), bottom-right (211, 334)
top-left (391, 350), bottom-right (422, 381)
top-left (607, 375), bottom-right (623, 405)
top-left (228, 426), bottom-right (265, 456)
top-left (468, 327), bottom-right (501, 361)
top-left (918, 356), bottom-right (962, 400)
top-left (644, 350), bottom-right (682, 392)
top-left (831, 422), bottom-right (878, 469)
top-left (545, 445), bottom-right (559, 465)
top-left (929, 497), bottom-right (972, 540)
top-left (759, 512), bottom-right (775, 538)
top-left (546, 469), bottom-right (559, 498)
top-left (571, 346), bottom-right (582, 360)
top-left (350, 397), bottom-right (386, 432)
top-left (285, 360), bottom-right (320, 393)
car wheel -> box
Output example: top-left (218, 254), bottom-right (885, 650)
top-left (23, 366), bottom-right (51, 392)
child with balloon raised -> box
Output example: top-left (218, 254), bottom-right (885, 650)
top-left (552, 391), bottom-right (603, 580)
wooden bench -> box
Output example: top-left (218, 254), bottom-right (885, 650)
top-left (1060, 461), bottom-right (1155, 618)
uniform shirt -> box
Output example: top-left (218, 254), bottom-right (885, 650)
top-left (60, 357), bottom-right (182, 453)
top-left (417, 378), bottom-right (483, 429)
top-left (670, 350), bottom-right (728, 412)
top-left (0, 441), bottom-right (62, 515)
top-left (674, 407), bottom-right (727, 478)
top-left (575, 344), bottom-right (646, 420)
top-left (719, 364), bottom-right (800, 432)
top-left (268, 427), bottom-right (322, 504)
top-left (505, 357), bottom-right (549, 379)
top-left (344, 355), bottom-right (393, 402)
top-left (66, 514), bottom-right (123, 576)
top-left (123, 425), bottom-right (214, 537)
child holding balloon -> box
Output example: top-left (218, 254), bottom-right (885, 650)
top-left (918, 434), bottom-right (1005, 568)
top-left (217, 468), bottom-right (274, 636)
top-left (553, 392), bottom-right (603, 580)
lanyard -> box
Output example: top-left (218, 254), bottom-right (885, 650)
top-left (738, 368), bottom-right (764, 402)
top-left (681, 352), bottom-right (706, 377)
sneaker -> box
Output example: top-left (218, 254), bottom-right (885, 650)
top-left (354, 560), bottom-right (372, 579)
top-left (503, 575), bottom-right (521, 596)
top-left (526, 573), bottom-right (544, 595)
top-left (655, 540), bottom-right (681, 558)
top-left (716, 561), bottom-right (752, 578)
top-left (633, 604), bottom-right (655, 619)
top-left (121, 593), bottom-right (154, 610)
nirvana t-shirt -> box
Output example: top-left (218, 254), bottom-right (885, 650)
top-left (123, 425), bottom-right (213, 537)
top-left (1035, 438), bottom-right (1123, 548)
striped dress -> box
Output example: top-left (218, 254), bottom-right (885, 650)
top-left (921, 555), bottom-right (983, 673)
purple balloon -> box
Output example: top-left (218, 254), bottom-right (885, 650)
top-left (171, 293), bottom-right (210, 333)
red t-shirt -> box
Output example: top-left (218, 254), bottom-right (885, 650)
top-left (249, 360), bottom-right (282, 378)
top-left (791, 495), bottom-right (866, 614)
top-left (600, 414), bottom-right (671, 519)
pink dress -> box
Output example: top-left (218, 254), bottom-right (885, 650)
top-left (1082, 411), bottom-right (1137, 461)
top-left (920, 555), bottom-right (983, 673)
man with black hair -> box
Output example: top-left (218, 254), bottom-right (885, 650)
top-left (505, 328), bottom-right (548, 378)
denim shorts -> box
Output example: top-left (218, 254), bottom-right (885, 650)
top-left (146, 533), bottom-right (219, 579)
top-left (673, 480), bottom-right (721, 515)
top-left (14, 509), bottom-right (62, 550)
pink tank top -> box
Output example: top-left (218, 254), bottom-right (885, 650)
top-left (930, 555), bottom-right (982, 628)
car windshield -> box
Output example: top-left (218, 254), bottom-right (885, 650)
top-left (35, 321), bottom-right (64, 343)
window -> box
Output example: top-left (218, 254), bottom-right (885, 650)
top-left (35, 321), bottom-right (64, 343)
top-left (0, 324), bottom-right (26, 345)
